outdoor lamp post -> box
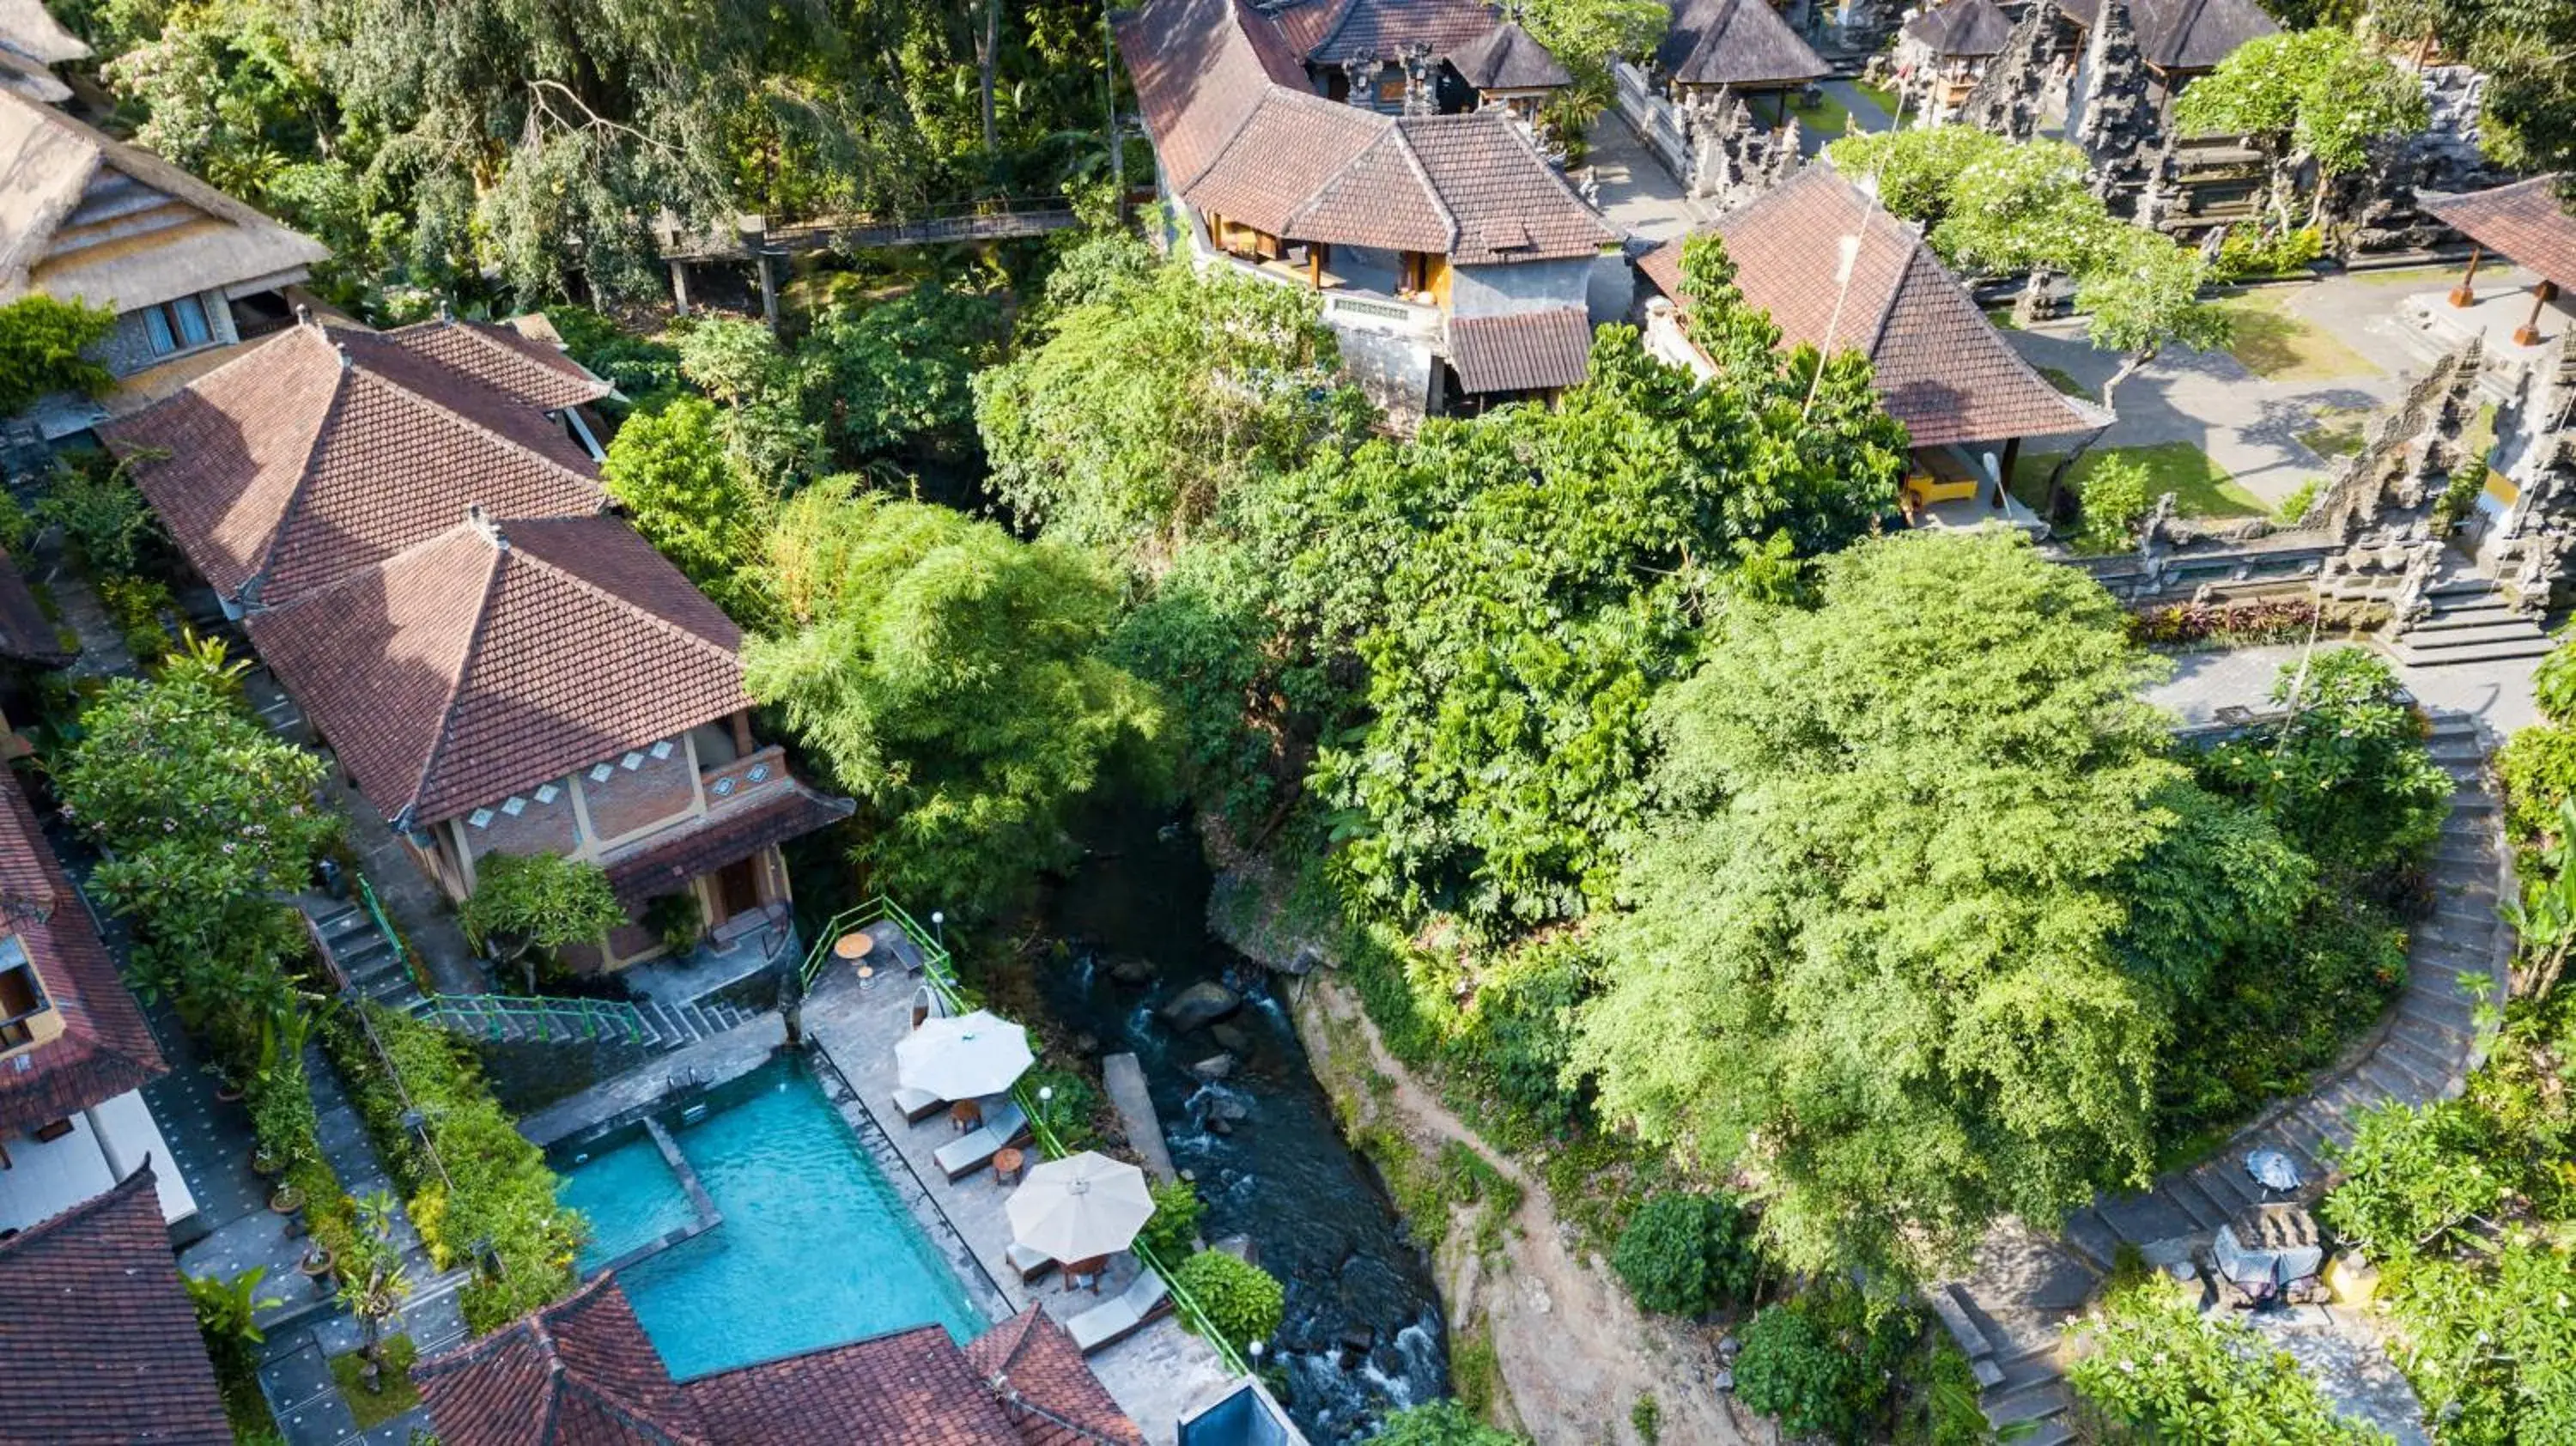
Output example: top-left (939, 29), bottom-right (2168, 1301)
top-left (931, 910), bottom-right (945, 949)
top-left (1037, 1083), bottom-right (1054, 1136)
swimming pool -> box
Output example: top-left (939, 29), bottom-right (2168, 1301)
top-left (552, 1054), bottom-right (986, 1378)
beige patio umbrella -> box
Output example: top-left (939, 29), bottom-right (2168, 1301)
top-left (1006, 1151), bottom-right (1156, 1264)
top-left (895, 1009), bottom-right (1034, 1101)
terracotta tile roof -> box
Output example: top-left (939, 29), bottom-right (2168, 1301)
top-left (2425, 176), bottom-right (2576, 294)
top-left (426, 1278), bottom-right (1139, 1446)
top-left (1903, 0), bottom-right (2014, 56)
top-left (417, 1273), bottom-right (711, 1446)
top-left (963, 1308), bottom-right (1145, 1446)
top-left (0, 546), bottom-right (68, 665)
top-left (0, 1167), bottom-right (228, 1446)
top-left (684, 1324), bottom-right (1024, 1445)
top-left (602, 782), bottom-right (854, 908)
top-left (389, 317), bottom-right (614, 410)
top-left (1450, 21), bottom-right (1572, 90)
top-left (1118, 0), bottom-right (1617, 263)
top-left (1657, 0), bottom-right (1829, 88)
top-left (1648, 168), bottom-right (2108, 445)
top-left (1448, 307), bottom-right (1595, 393)
top-left (1303, 0), bottom-right (1499, 62)
top-left (1397, 112), bottom-right (1616, 263)
top-left (2053, 0), bottom-right (2273, 72)
top-left (100, 322), bottom-right (606, 605)
top-left (244, 513), bottom-right (749, 829)
top-left (1282, 128), bottom-right (1456, 253)
top-left (0, 772), bottom-right (166, 1135)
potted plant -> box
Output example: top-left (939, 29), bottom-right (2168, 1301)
top-left (298, 1242), bottom-right (336, 1295)
top-left (250, 1143), bottom-right (284, 1176)
top-left (206, 1063), bottom-right (245, 1104)
top-left (270, 1181), bottom-right (306, 1214)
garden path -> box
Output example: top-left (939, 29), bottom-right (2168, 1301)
top-left (1940, 649), bottom-right (2530, 1445)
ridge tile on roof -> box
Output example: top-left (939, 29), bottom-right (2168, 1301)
top-left (390, 317), bottom-right (614, 410)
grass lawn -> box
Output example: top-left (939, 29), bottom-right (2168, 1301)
top-left (2213, 289), bottom-right (2381, 382)
top-left (2037, 365), bottom-right (2090, 398)
top-left (2350, 264), bottom-right (2459, 288)
top-left (1853, 79), bottom-right (1901, 119)
top-left (1984, 305), bottom-right (2020, 331)
top-left (1789, 89), bottom-right (1856, 138)
top-left (331, 1340), bottom-right (422, 1430)
top-left (2295, 404), bottom-right (2372, 459)
top-left (2011, 441), bottom-right (2266, 520)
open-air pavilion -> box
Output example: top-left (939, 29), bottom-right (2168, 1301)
top-left (2427, 174), bottom-right (2576, 349)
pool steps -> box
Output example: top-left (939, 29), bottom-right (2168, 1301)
top-left (579, 1116), bottom-right (727, 1281)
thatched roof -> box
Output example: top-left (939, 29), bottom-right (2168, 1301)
top-left (2054, 0), bottom-right (2274, 73)
top-left (1658, 0), bottom-right (1829, 89)
top-left (0, 86), bottom-right (327, 315)
top-left (1904, 0), bottom-right (2014, 58)
top-left (1451, 21), bottom-right (1572, 92)
top-left (0, 0), bottom-right (88, 65)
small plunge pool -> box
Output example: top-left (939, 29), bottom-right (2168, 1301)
top-left (551, 1054), bottom-right (985, 1378)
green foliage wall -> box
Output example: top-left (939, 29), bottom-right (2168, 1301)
top-left (0, 296), bottom-right (116, 414)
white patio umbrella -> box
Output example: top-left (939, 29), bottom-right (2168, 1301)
top-left (1007, 1151), bottom-right (1155, 1264)
top-left (895, 1009), bottom-right (1035, 1101)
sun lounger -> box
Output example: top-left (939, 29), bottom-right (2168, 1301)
top-left (934, 1101), bottom-right (1029, 1182)
top-left (891, 1086), bottom-right (946, 1125)
top-left (1006, 1242), bottom-right (1058, 1285)
top-left (1066, 1269), bottom-right (1171, 1355)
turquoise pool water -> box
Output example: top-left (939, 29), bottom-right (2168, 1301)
top-left (553, 1056), bottom-right (985, 1378)
top-left (558, 1133), bottom-right (697, 1266)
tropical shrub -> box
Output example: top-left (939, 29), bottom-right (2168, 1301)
top-left (2074, 453), bottom-right (2152, 554)
top-left (1608, 1190), bottom-right (1759, 1318)
top-left (1365, 1400), bottom-right (1526, 1444)
top-left (1733, 1287), bottom-right (1910, 1443)
top-left (2196, 649), bottom-right (2451, 878)
top-left (0, 295), bottom-right (116, 413)
top-left (320, 1003), bottom-right (585, 1334)
top-left (1138, 1177), bottom-right (1206, 1262)
top-left (39, 457), bottom-right (156, 578)
top-left (457, 853), bottom-right (623, 993)
top-left (2128, 598), bottom-right (2385, 649)
top-left (1170, 1249), bottom-right (1285, 1352)
top-left (2067, 1277), bottom-right (2391, 1443)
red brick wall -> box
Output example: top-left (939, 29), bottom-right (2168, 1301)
top-left (459, 778), bottom-right (582, 860)
top-left (577, 743), bottom-right (698, 844)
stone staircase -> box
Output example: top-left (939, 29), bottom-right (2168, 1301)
top-left (410, 992), bottom-right (752, 1049)
top-left (1938, 711), bottom-right (2510, 1445)
top-left (2388, 579), bottom-right (2553, 668)
top-left (309, 898), bottom-right (417, 1008)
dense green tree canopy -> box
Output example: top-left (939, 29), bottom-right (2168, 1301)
top-left (598, 394), bottom-right (777, 619)
top-left (743, 484), bottom-right (1171, 914)
top-left (976, 241), bottom-right (1370, 560)
top-left (1574, 532), bottom-right (2187, 1280)
top-left (0, 296), bottom-right (117, 414)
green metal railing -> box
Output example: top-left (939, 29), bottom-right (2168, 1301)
top-left (798, 895), bottom-right (957, 990)
top-left (416, 992), bottom-right (651, 1044)
top-left (353, 872), bottom-right (418, 990)
top-left (823, 899), bottom-right (1251, 1378)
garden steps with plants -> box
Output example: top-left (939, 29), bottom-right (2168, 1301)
top-left (409, 992), bottom-right (751, 1050)
top-left (1937, 710), bottom-right (2511, 1441)
top-left (307, 901), bottom-right (417, 1010)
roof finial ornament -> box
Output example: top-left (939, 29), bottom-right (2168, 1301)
top-left (466, 503), bottom-right (508, 550)
top-left (295, 303), bottom-right (311, 328)
top-left (336, 342), bottom-right (351, 370)
top-left (439, 298), bottom-right (452, 323)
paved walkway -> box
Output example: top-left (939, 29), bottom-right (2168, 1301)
top-left (801, 943), bottom-right (1238, 1443)
top-left (1943, 647), bottom-right (2530, 1445)
top-left (2002, 264), bottom-right (2552, 512)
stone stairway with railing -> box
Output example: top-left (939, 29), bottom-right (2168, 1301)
top-left (408, 991), bottom-right (752, 1049)
top-left (308, 895), bottom-right (416, 1009)
top-left (1936, 711), bottom-right (2512, 1445)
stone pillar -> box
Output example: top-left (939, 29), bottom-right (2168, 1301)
top-left (2516, 281), bottom-right (2559, 348)
top-left (2450, 246), bottom-right (2482, 307)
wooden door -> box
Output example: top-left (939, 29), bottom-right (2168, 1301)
top-left (715, 857), bottom-right (762, 922)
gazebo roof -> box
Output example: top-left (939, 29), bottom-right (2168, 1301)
top-left (2424, 176), bottom-right (2576, 293)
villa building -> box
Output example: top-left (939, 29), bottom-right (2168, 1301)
top-left (0, 766), bottom-right (196, 1238)
top-left (1637, 167), bottom-right (2110, 526)
top-left (0, 86), bottom-right (328, 436)
top-left (100, 318), bottom-right (851, 975)
top-left (1117, 0), bottom-right (1621, 420)
top-left (419, 1271), bottom-right (1145, 1445)
top-left (0, 0), bottom-right (87, 103)
top-left (2055, 0), bottom-right (2275, 118)
top-left (0, 1166), bottom-right (230, 1444)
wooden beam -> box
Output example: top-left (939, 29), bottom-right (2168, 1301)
top-left (2450, 246), bottom-right (2482, 307)
top-left (669, 258), bottom-right (691, 317)
top-left (2515, 279), bottom-right (2559, 348)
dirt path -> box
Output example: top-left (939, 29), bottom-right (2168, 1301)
top-left (1289, 975), bottom-right (1766, 1446)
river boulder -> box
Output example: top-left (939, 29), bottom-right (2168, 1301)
top-left (1209, 1022), bottom-right (1254, 1056)
top-left (1160, 981), bottom-right (1242, 1033)
top-left (1190, 1053), bottom-right (1236, 1082)
top-left (1105, 955), bottom-right (1156, 987)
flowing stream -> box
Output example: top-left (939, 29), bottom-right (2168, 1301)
top-left (1036, 808), bottom-right (1448, 1443)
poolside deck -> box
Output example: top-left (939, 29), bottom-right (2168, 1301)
top-left (802, 948), bottom-right (1241, 1444)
